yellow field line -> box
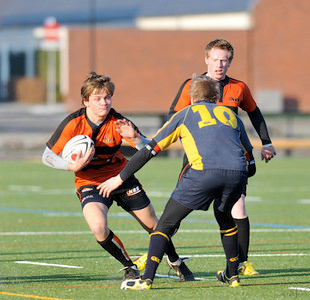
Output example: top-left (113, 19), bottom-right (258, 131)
top-left (0, 291), bottom-right (73, 300)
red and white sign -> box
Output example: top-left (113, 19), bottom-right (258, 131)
top-left (43, 17), bottom-right (60, 41)
top-left (33, 16), bottom-right (62, 50)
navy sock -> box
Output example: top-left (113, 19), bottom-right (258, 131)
top-left (142, 232), bottom-right (169, 281)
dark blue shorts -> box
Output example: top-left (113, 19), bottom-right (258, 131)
top-left (180, 155), bottom-right (247, 196)
top-left (172, 168), bottom-right (247, 212)
top-left (76, 176), bottom-right (150, 212)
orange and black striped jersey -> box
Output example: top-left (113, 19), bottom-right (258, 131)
top-left (169, 75), bottom-right (272, 145)
top-left (169, 75), bottom-right (257, 116)
top-left (46, 107), bottom-right (141, 190)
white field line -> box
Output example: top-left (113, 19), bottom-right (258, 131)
top-left (1, 228), bottom-right (310, 236)
top-left (289, 287), bottom-right (310, 292)
top-left (186, 253), bottom-right (310, 258)
top-left (0, 231), bottom-right (93, 235)
top-left (15, 261), bottom-right (83, 269)
top-left (14, 252), bottom-right (310, 260)
top-left (7, 184), bottom-right (310, 194)
top-left (155, 273), bottom-right (215, 281)
top-left (299, 199), bottom-right (310, 204)
top-left (4, 186), bottom-right (310, 203)
top-left (4, 187), bottom-right (262, 201)
top-left (13, 261), bottom-right (212, 281)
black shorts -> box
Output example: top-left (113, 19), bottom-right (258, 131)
top-left (241, 179), bottom-right (247, 196)
top-left (76, 176), bottom-right (150, 212)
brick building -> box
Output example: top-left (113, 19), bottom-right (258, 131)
top-left (66, 0), bottom-right (310, 114)
top-left (0, 0), bottom-right (309, 114)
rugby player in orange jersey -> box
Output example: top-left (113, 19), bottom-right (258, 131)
top-left (168, 39), bottom-right (276, 276)
top-left (42, 72), bottom-right (194, 281)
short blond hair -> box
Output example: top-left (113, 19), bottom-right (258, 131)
top-left (81, 71), bottom-right (115, 105)
top-left (205, 39), bottom-right (234, 62)
top-left (189, 75), bottom-right (219, 103)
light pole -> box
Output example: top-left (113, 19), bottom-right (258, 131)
top-left (89, 0), bottom-right (97, 71)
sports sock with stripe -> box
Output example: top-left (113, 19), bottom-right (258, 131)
top-left (233, 217), bottom-right (250, 262)
top-left (142, 232), bottom-right (169, 281)
top-left (97, 230), bottom-right (134, 267)
top-left (220, 226), bottom-right (239, 278)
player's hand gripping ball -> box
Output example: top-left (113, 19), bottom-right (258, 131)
top-left (62, 135), bottom-right (94, 163)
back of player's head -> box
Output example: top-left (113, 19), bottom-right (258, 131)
top-left (205, 39), bottom-right (234, 62)
top-left (189, 75), bottom-right (219, 103)
top-left (81, 71), bottom-right (115, 104)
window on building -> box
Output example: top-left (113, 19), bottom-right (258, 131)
top-left (10, 52), bottom-right (26, 77)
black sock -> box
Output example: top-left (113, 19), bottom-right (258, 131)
top-left (233, 217), bottom-right (250, 263)
top-left (165, 240), bottom-right (179, 263)
top-left (220, 226), bottom-right (239, 278)
top-left (142, 232), bottom-right (169, 281)
top-left (97, 230), bottom-right (133, 267)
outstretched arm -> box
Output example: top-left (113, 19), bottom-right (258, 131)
top-left (247, 107), bottom-right (276, 163)
top-left (115, 119), bottom-right (150, 149)
top-left (97, 141), bottom-right (158, 197)
top-left (98, 115), bottom-right (181, 197)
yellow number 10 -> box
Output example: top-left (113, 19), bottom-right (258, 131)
top-left (192, 105), bottom-right (237, 129)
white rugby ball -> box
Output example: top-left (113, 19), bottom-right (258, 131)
top-left (62, 135), bottom-right (94, 163)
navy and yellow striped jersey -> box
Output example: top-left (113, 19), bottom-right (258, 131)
top-left (153, 100), bottom-right (252, 172)
top-left (119, 100), bottom-right (253, 182)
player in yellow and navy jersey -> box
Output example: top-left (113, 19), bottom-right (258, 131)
top-left (98, 76), bottom-right (256, 289)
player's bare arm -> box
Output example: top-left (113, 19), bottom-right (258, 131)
top-left (67, 147), bottom-right (95, 172)
top-left (97, 174), bottom-right (123, 197)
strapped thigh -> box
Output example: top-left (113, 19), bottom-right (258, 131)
top-left (156, 197), bottom-right (192, 236)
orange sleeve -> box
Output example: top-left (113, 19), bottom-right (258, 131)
top-left (169, 79), bottom-right (192, 116)
top-left (122, 136), bottom-right (137, 148)
top-left (239, 82), bottom-right (257, 113)
top-left (47, 118), bottom-right (81, 154)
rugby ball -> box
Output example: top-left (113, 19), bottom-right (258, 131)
top-left (62, 135), bottom-right (94, 163)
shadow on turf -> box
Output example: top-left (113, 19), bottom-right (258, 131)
top-left (0, 249), bottom-right (121, 263)
top-left (0, 247), bottom-right (149, 260)
top-left (0, 274), bottom-right (101, 285)
top-left (194, 267), bottom-right (310, 280)
top-left (0, 273), bottom-right (129, 285)
top-left (254, 268), bottom-right (310, 277)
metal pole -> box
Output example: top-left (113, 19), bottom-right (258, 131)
top-left (47, 49), bottom-right (57, 105)
top-left (89, 0), bottom-right (96, 71)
